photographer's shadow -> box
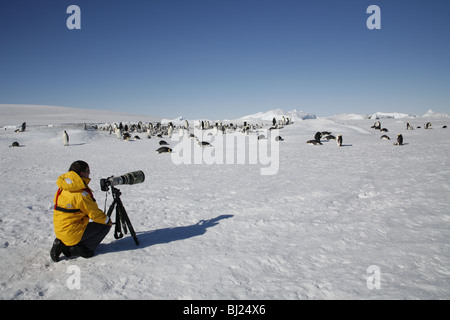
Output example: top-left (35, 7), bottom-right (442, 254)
top-left (97, 214), bottom-right (233, 255)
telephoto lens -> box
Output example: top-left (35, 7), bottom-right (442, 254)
top-left (100, 170), bottom-right (145, 191)
top-left (121, 170), bottom-right (145, 185)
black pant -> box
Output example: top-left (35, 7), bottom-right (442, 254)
top-left (81, 222), bottom-right (111, 251)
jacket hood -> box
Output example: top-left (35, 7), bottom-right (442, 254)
top-left (56, 171), bottom-right (91, 192)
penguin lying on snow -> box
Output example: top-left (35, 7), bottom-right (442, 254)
top-left (380, 135), bottom-right (390, 140)
top-left (307, 140), bottom-right (322, 145)
top-left (122, 132), bottom-right (131, 140)
top-left (9, 141), bottom-right (20, 147)
top-left (197, 140), bottom-right (211, 147)
top-left (156, 146), bottom-right (172, 153)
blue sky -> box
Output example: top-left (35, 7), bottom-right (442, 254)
top-left (1, 0), bottom-right (449, 119)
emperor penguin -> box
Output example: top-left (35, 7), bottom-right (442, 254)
top-left (307, 140), bottom-right (322, 145)
top-left (373, 121), bottom-right (381, 130)
top-left (314, 131), bottom-right (322, 142)
top-left (168, 124), bottom-right (173, 138)
top-left (156, 146), bottom-right (172, 153)
top-left (395, 134), bottom-right (403, 146)
top-left (196, 138), bottom-right (211, 147)
top-left (116, 128), bottom-right (122, 140)
top-left (336, 134), bottom-right (343, 147)
top-left (63, 131), bottom-right (69, 146)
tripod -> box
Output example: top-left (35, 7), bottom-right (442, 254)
top-left (106, 186), bottom-right (139, 246)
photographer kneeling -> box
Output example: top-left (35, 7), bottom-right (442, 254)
top-left (50, 160), bottom-right (111, 262)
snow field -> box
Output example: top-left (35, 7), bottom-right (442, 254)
top-left (1, 111), bottom-right (449, 299)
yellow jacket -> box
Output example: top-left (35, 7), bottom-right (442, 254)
top-left (53, 171), bottom-right (110, 246)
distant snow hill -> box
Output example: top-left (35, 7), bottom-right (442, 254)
top-left (239, 108), bottom-right (317, 122)
top-left (369, 109), bottom-right (449, 119)
top-left (370, 112), bottom-right (415, 119)
top-left (422, 109), bottom-right (450, 118)
top-left (1, 104), bottom-right (448, 128)
top-left (240, 108), bottom-right (450, 123)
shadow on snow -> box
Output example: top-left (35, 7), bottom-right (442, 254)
top-left (96, 214), bottom-right (233, 255)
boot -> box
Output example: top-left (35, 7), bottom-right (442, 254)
top-left (50, 238), bottom-right (71, 262)
top-left (70, 241), bottom-right (94, 259)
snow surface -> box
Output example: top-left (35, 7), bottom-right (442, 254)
top-left (0, 104), bottom-right (449, 300)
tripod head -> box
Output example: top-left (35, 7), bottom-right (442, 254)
top-left (107, 186), bottom-right (122, 208)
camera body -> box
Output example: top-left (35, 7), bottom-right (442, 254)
top-left (100, 170), bottom-right (145, 191)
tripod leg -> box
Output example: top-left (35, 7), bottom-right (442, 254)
top-left (114, 206), bottom-right (124, 239)
top-left (118, 206), bottom-right (128, 235)
top-left (124, 214), bottom-right (139, 246)
top-left (117, 202), bottom-right (139, 246)
top-left (106, 199), bottom-right (117, 218)
top-left (106, 199), bottom-right (124, 240)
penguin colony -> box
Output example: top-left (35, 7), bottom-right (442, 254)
top-left (91, 117), bottom-right (441, 152)
top-left (91, 117), bottom-right (292, 154)
top-left (371, 120), bottom-right (407, 145)
top-left (5, 117), bottom-right (447, 150)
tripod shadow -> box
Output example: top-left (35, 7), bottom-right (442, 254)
top-left (97, 214), bottom-right (233, 255)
